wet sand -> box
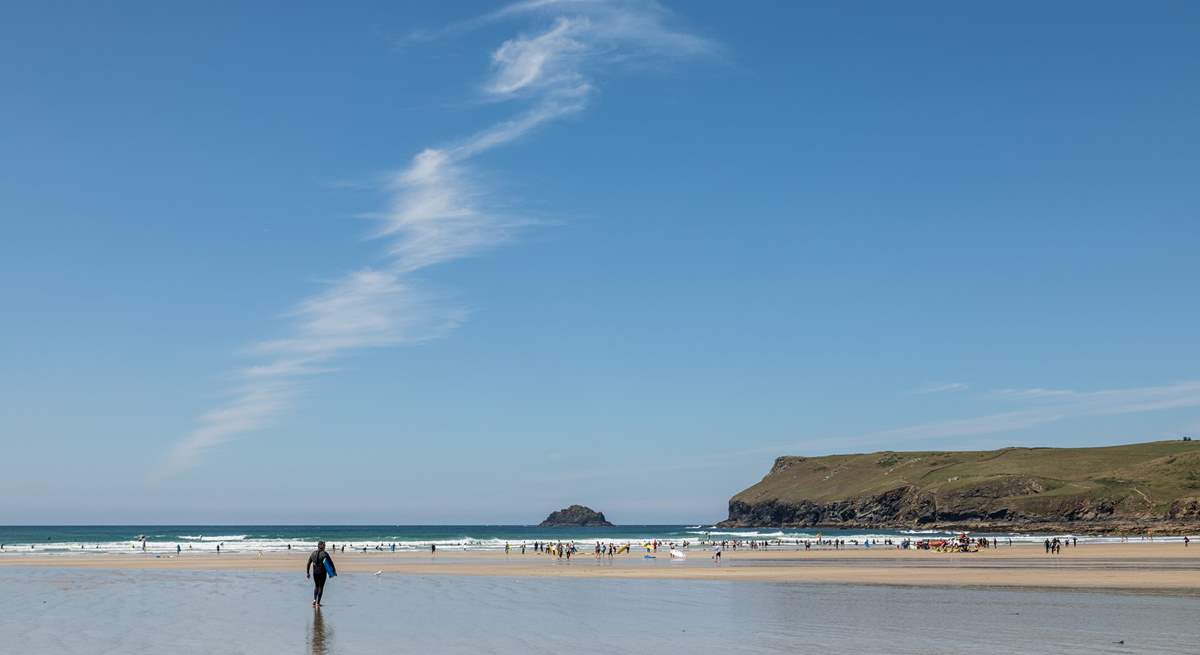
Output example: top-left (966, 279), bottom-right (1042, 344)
top-left (4, 542), bottom-right (1197, 591)
top-left (6, 568), bottom-right (1198, 654)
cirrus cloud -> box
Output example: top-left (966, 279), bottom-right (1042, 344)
top-left (160, 1), bottom-right (713, 475)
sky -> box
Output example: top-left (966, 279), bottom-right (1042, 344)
top-left (1, 1), bottom-right (1198, 524)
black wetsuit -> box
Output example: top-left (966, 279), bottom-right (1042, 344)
top-left (307, 549), bottom-right (335, 603)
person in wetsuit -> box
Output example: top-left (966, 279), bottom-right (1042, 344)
top-left (306, 541), bottom-right (336, 607)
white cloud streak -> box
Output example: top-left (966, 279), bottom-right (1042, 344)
top-left (840, 380), bottom-right (1200, 449)
top-left (161, 1), bottom-right (711, 475)
top-left (911, 382), bottom-right (969, 395)
top-left (542, 380), bottom-right (1200, 483)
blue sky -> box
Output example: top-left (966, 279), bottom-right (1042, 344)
top-left (2, 1), bottom-right (1198, 524)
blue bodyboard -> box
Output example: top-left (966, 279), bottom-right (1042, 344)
top-left (323, 557), bottom-right (337, 577)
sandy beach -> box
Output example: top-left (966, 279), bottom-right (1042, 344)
top-left (6, 567), bottom-right (1196, 654)
top-left (5, 542), bottom-right (1197, 592)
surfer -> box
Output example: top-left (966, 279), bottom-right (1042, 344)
top-left (306, 541), bottom-right (336, 607)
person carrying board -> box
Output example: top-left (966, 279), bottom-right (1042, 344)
top-left (306, 541), bottom-right (337, 607)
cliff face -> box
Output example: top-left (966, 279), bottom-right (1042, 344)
top-left (720, 441), bottom-right (1200, 533)
top-left (539, 505), bottom-right (614, 527)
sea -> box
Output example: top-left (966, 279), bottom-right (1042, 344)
top-left (0, 524), bottom-right (1181, 555)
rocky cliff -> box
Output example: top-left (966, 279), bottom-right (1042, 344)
top-left (539, 505), bottom-right (614, 527)
top-left (720, 440), bottom-right (1200, 533)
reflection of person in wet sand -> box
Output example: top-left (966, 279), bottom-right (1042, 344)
top-left (309, 607), bottom-right (330, 655)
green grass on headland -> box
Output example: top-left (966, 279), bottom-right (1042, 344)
top-left (726, 440), bottom-right (1200, 529)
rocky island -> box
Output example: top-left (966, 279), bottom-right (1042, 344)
top-left (539, 505), bottom-right (614, 527)
top-left (720, 440), bottom-right (1200, 534)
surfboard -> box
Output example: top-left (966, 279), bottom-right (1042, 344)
top-left (323, 556), bottom-right (337, 577)
top-left (670, 549), bottom-right (686, 559)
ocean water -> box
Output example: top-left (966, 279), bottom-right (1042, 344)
top-left (0, 525), bottom-right (1180, 556)
top-left (2, 568), bottom-right (1196, 654)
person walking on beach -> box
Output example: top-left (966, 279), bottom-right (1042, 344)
top-left (306, 541), bottom-right (336, 608)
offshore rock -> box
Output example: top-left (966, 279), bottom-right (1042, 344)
top-left (539, 505), bottom-right (614, 527)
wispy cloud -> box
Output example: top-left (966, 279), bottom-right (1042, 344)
top-left (543, 380), bottom-right (1200, 482)
top-left (406, 0), bottom-right (715, 59)
top-left (161, 1), bottom-right (712, 475)
top-left (911, 382), bottom-right (969, 395)
top-left (854, 380), bottom-right (1200, 447)
top-left (992, 387), bottom-right (1076, 399)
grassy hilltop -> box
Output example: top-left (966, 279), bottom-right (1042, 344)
top-left (721, 440), bottom-right (1200, 533)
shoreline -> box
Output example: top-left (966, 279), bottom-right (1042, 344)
top-left (4, 542), bottom-right (1197, 592)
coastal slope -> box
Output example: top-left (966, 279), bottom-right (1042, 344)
top-left (721, 440), bottom-right (1200, 532)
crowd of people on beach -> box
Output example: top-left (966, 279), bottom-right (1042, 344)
top-left (263, 534), bottom-right (1069, 560)
top-left (523, 540), bottom-right (651, 559)
top-left (1043, 537), bottom-right (1078, 554)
